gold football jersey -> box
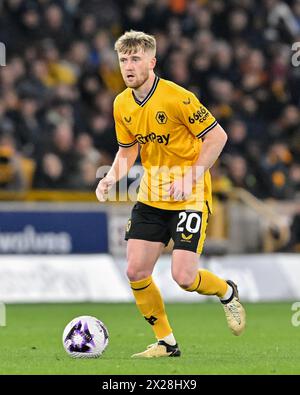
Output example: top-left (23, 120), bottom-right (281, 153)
top-left (114, 76), bottom-right (218, 212)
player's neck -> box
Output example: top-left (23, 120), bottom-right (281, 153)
top-left (133, 72), bottom-right (156, 102)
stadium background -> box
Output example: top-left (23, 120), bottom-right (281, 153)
top-left (0, 0), bottom-right (300, 375)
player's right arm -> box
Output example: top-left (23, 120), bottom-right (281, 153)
top-left (96, 144), bottom-right (138, 202)
top-left (96, 95), bottom-right (138, 202)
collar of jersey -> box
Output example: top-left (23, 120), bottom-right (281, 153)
top-left (132, 75), bottom-right (160, 107)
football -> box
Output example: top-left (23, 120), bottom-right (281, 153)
top-left (62, 315), bottom-right (109, 358)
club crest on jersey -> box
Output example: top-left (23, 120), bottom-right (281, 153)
top-left (155, 111), bottom-right (168, 124)
top-left (135, 132), bottom-right (170, 145)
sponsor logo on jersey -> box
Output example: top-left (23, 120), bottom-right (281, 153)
top-left (135, 132), bottom-right (170, 145)
top-left (188, 106), bottom-right (210, 124)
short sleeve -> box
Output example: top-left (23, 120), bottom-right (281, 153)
top-left (177, 93), bottom-right (218, 139)
top-left (113, 99), bottom-right (137, 148)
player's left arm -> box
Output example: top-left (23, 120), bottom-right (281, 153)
top-left (170, 123), bottom-right (227, 199)
top-left (170, 94), bottom-right (227, 200)
top-left (189, 122), bottom-right (227, 183)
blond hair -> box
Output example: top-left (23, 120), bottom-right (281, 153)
top-left (114, 30), bottom-right (156, 55)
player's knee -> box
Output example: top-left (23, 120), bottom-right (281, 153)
top-left (126, 264), bottom-right (151, 282)
top-left (172, 270), bottom-right (195, 289)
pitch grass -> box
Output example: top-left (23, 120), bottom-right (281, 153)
top-left (0, 302), bottom-right (299, 375)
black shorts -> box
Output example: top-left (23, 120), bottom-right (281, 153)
top-left (125, 202), bottom-right (209, 254)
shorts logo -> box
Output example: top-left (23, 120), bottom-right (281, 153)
top-left (126, 219), bottom-right (131, 232)
top-left (155, 111), bottom-right (167, 124)
top-left (183, 98), bottom-right (191, 105)
top-left (181, 233), bottom-right (193, 242)
top-left (124, 116), bottom-right (132, 123)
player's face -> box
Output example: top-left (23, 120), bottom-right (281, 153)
top-left (118, 48), bottom-right (156, 89)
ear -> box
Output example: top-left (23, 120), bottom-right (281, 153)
top-left (149, 57), bottom-right (156, 70)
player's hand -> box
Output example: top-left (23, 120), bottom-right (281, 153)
top-left (169, 177), bottom-right (193, 201)
top-left (96, 175), bottom-right (116, 202)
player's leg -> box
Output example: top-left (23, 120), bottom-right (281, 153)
top-left (171, 249), bottom-right (228, 297)
top-left (125, 203), bottom-right (180, 357)
top-left (170, 209), bottom-right (246, 336)
top-left (127, 240), bottom-right (180, 358)
top-left (127, 239), bottom-right (170, 339)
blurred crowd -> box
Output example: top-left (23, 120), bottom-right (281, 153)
top-left (0, 0), bottom-right (300, 202)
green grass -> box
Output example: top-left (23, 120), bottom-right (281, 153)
top-left (0, 302), bottom-right (299, 375)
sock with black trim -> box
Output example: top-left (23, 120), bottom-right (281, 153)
top-left (130, 275), bottom-right (173, 339)
top-left (181, 269), bottom-right (228, 298)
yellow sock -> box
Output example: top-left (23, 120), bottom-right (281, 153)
top-left (130, 276), bottom-right (172, 339)
top-left (183, 269), bottom-right (228, 298)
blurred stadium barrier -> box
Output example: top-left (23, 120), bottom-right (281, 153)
top-left (0, 191), bottom-right (299, 303)
top-left (0, 188), bottom-right (296, 256)
top-left (0, 253), bottom-right (299, 303)
top-left (0, 255), bottom-right (131, 303)
top-left (0, 202), bottom-right (108, 253)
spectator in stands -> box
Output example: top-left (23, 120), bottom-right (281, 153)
top-left (13, 92), bottom-right (41, 157)
top-left (260, 142), bottom-right (293, 199)
top-left (77, 158), bottom-right (99, 191)
top-left (226, 154), bottom-right (260, 197)
top-left (33, 152), bottom-right (67, 190)
top-left (75, 132), bottom-right (102, 166)
top-left (43, 3), bottom-right (72, 52)
top-left (0, 134), bottom-right (26, 191)
top-left (224, 119), bottom-right (248, 157)
top-left (289, 163), bottom-right (300, 198)
top-left (50, 122), bottom-right (80, 182)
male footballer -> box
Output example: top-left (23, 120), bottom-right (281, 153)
top-left (96, 30), bottom-right (246, 358)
